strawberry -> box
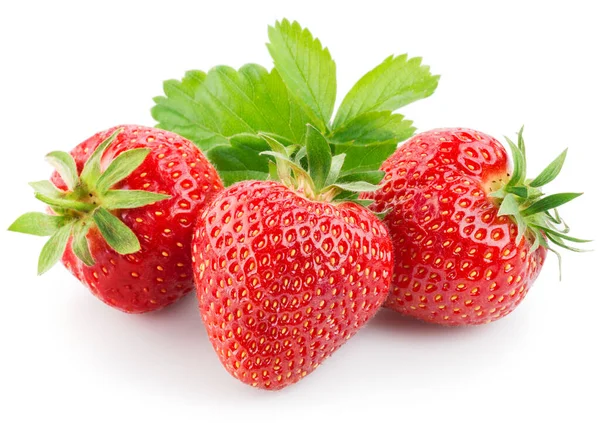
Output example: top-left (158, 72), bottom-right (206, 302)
top-left (365, 128), bottom-right (587, 326)
top-left (9, 125), bottom-right (223, 313)
top-left (191, 127), bottom-right (393, 389)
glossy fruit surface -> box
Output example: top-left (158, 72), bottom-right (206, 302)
top-left (192, 180), bottom-right (393, 389)
top-left (366, 128), bottom-right (546, 325)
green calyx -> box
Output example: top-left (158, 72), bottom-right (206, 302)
top-left (259, 124), bottom-right (383, 205)
top-left (490, 127), bottom-right (590, 273)
top-left (8, 129), bottom-right (171, 275)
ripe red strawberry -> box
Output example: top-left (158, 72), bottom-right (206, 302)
top-left (365, 128), bottom-right (586, 326)
top-left (191, 128), bottom-right (393, 389)
top-left (9, 125), bottom-right (223, 313)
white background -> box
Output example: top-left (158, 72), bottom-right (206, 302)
top-left (1, 1), bottom-right (598, 421)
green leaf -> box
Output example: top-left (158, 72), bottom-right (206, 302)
top-left (333, 54), bottom-right (439, 128)
top-left (521, 193), bottom-right (583, 217)
top-left (45, 151), bottom-right (79, 191)
top-left (338, 170), bottom-right (385, 185)
top-left (305, 124), bottom-right (332, 190)
top-left (334, 140), bottom-right (398, 173)
top-left (326, 181), bottom-right (381, 193)
top-left (331, 111), bottom-right (414, 145)
top-left (102, 190), bottom-right (171, 210)
top-left (505, 137), bottom-right (526, 186)
top-left (80, 128), bottom-right (122, 187)
top-left (72, 220), bottom-right (95, 266)
top-left (324, 154), bottom-right (346, 187)
top-left (207, 144), bottom-right (270, 186)
top-left (96, 148), bottom-right (150, 193)
top-left (8, 212), bottom-right (70, 236)
top-left (38, 222), bottom-right (73, 275)
top-left (152, 65), bottom-right (314, 149)
top-left (34, 192), bottom-right (94, 212)
top-left (29, 180), bottom-right (66, 198)
top-left (530, 149), bottom-right (568, 188)
top-left (152, 70), bottom-right (229, 151)
top-left (92, 207), bottom-right (140, 255)
top-left (267, 19), bottom-right (336, 131)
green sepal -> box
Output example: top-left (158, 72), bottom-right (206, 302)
top-left (80, 128), bottom-right (122, 188)
top-left (38, 222), bottom-right (73, 275)
top-left (45, 151), bottom-right (79, 191)
top-left (96, 148), bottom-right (150, 193)
top-left (29, 180), bottom-right (66, 198)
top-left (324, 154), bottom-right (345, 187)
top-left (490, 128), bottom-right (588, 264)
top-left (324, 181), bottom-right (381, 193)
top-left (72, 220), bottom-right (95, 266)
top-left (102, 190), bottom-right (171, 210)
top-left (521, 193), bottom-right (582, 217)
top-left (305, 124), bottom-right (332, 191)
top-left (505, 137), bottom-right (526, 186)
top-left (8, 212), bottom-right (71, 236)
top-left (529, 149), bottom-right (568, 188)
top-left (531, 224), bottom-right (591, 244)
top-left (92, 207), bottom-right (140, 255)
top-left (35, 192), bottom-right (94, 212)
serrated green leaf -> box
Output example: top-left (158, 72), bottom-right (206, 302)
top-left (34, 192), bottom-right (93, 212)
top-left (305, 124), bottom-right (332, 190)
top-left (530, 149), bottom-right (568, 188)
top-left (38, 222), bottom-right (73, 275)
top-left (334, 140), bottom-right (398, 173)
top-left (152, 65), bottom-right (314, 150)
top-left (29, 180), bottom-right (66, 198)
top-left (96, 148), bottom-right (150, 193)
top-left (331, 111), bottom-right (414, 145)
top-left (102, 190), bottom-right (171, 210)
top-left (324, 154), bottom-right (345, 187)
top-left (505, 137), bottom-right (526, 186)
top-left (267, 19), bottom-right (336, 131)
top-left (72, 220), bottom-right (94, 266)
top-left (8, 212), bottom-right (70, 236)
top-left (80, 128), bottom-right (122, 187)
top-left (521, 193), bottom-right (582, 217)
top-left (45, 151), bottom-right (79, 191)
top-left (333, 54), bottom-right (438, 128)
top-left (92, 207), bottom-right (140, 255)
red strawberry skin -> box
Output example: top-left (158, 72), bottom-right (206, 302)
top-left (365, 128), bottom-right (546, 326)
top-left (52, 125), bottom-right (223, 313)
top-left (192, 181), bottom-right (393, 389)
